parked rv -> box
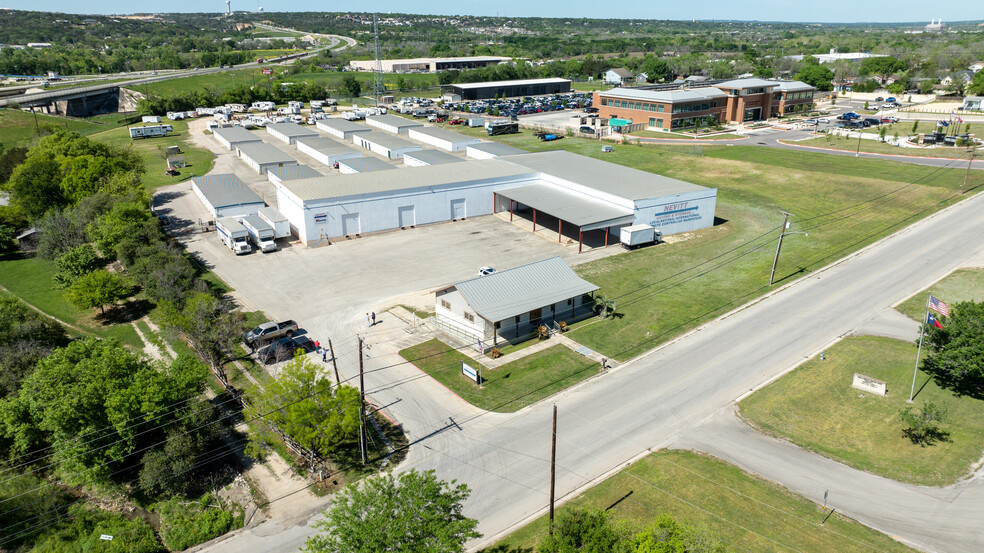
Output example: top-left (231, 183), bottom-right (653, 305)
top-left (129, 125), bottom-right (173, 139)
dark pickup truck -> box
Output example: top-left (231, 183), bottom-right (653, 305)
top-left (243, 320), bottom-right (298, 349)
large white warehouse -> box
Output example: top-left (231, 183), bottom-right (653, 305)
top-left (366, 114), bottom-right (424, 135)
top-left (316, 119), bottom-right (374, 140)
top-left (212, 126), bottom-right (263, 150)
top-left (266, 122), bottom-right (319, 145)
top-left (191, 174), bottom-right (265, 219)
top-left (353, 133), bottom-right (422, 159)
top-left (236, 142), bottom-right (298, 174)
top-left (407, 127), bottom-right (482, 152)
top-left (297, 137), bottom-right (363, 167)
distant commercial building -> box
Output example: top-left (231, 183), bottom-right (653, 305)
top-left (442, 78), bottom-right (572, 101)
top-left (348, 56), bottom-right (511, 73)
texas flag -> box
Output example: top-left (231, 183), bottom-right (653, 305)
top-left (927, 313), bottom-right (944, 329)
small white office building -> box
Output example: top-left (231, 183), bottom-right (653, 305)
top-left (403, 149), bottom-right (465, 167)
top-left (236, 142), bottom-right (299, 174)
top-left (407, 127), bottom-right (483, 152)
top-left (435, 256), bottom-right (599, 345)
top-left (296, 137), bottom-right (363, 167)
top-left (316, 119), bottom-right (374, 140)
top-left (212, 126), bottom-right (263, 150)
top-left (353, 132), bottom-right (423, 159)
top-left (365, 114), bottom-right (424, 135)
top-left (266, 122), bottom-right (319, 145)
top-left (191, 174), bottom-right (265, 219)
top-left (267, 165), bottom-right (323, 186)
top-left (337, 157), bottom-right (397, 174)
top-left (466, 142), bottom-right (527, 159)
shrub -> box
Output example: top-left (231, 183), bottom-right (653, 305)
top-left (155, 494), bottom-right (243, 551)
top-left (489, 347), bottom-right (502, 359)
top-left (558, 321), bottom-right (569, 332)
top-left (537, 325), bottom-right (550, 340)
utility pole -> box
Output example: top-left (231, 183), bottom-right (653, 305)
top-left (30, 106), bottom-right (39, 136)
top-left (770, 210), bottom-right (791, 286)
top-left (548, 404), bottom-right (557, 534)
top-left (328, 338), bottom-right (340, 386)
top-left (855, 127), bottom-right (863, 157)
top-left (358, 337), bottom-right (368, 465)
top-left (963, 145), bottom-right (975, 193)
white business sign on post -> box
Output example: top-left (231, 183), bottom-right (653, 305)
top-left (461, 362), bottom-right (480, 384)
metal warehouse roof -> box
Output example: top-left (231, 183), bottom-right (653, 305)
top-left (267, 122), bottom-right (318, 138)
top-left (496, 184), bottom-right (633, 230)
top-left (467, 142), bottom-right (527, 156)
top-left (212, 126), bottom-right (262, 143)
top-left (268, 165), bottom-right (322, 181)
top-left (715, 78), bottom-right (778, 89)
top-left (316, 119), bottom-right (373, 133)
top-left (360, 132), bottom-right (420, 150)
top-left (367, 114), bottom-right (424, 129)
top-left (281, 159), bottom-right (535, 202)
top-left (403, 150), bottom-right (465, 165)
top-left (409, 127), bottom-right (480, 143)
top-left (601, 87), bottom-right (726, 103)
top-left (297, 136), bottom-right (356, 153)
top-left (337, 157), bottom-right (396, 173)
top-left (452, 256), bottom-right (599, 323)
top-left (450, 77), bottom-right (571, 90)
top-left (774, 80), bottom-right (815, 92)
top-left (237, 142), bottom-right (297, 165)
top-left (192, 174), bottom-right (264, 208)
top-left (504, 150), bottom-right (708, 201)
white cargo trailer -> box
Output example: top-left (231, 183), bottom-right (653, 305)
top-left (239, 214), bottom-right (277, 252)
top-left (257, 207), bottom-right (291, 239)
top-left (216, 217), bottom-right (252, 255)
top-left (619, 224), bottom-right (655, 249)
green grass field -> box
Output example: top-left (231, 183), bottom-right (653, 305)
top-left (895, 268), bottom-right (984, 321)
top-left (798, 133), bottom-right (975, 158)
top-left (398, 338), bottom-right (599, 412)
top-left (0, 108), bottom-right (118, 150)
top-left (487, 450), bottom-right (917, 553)
top-left (630, 130), bottom-right (744, 140)
top-left (740, 336), bottom-right (984, 486)
top-left (145, 68), bottom-right (269, 97)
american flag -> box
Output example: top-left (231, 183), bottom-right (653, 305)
top-left (929, 295), bottom-right (949, 317)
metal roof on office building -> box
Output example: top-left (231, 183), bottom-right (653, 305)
top-left (496, 184), bottom-right (633, 230)
top-left (266, 122), bottom-right (318, 138)
top-left (281, 159), bottom-right (535, 202)
top-left (467, 142), bottom-right (527, 156)
top-left (774, 80), bottom-right (815, 92)
top-left (715, 78), bottom-right (779, 89)
top-left (403, 150), bottom-right (465, 165)
top-left (504, 150), bottom-right (708, 201)
top-left (452, 256), bottom-right (599, 323)
top-left (236, 142), bottom-right (296, 165)
top-left (191, 174), bottom-right (264, 208)
top-left (600, 87), bottom-right (726, 103)
top-left (212, 126), bottom-right (262, 143)
top-left (336, 157), bottom-right (396, 174)
top-left (268, 165), bottom-right (322, 181)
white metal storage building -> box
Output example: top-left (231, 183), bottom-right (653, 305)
top-left (466, 142), bottom-right (527, 159)
top-left (337, 157), bottom-right (397, 174)
top-left (212, 126), bottom-right (263, 150)
top-left (266, 122), bottom-right (319, 145)
top-left (236, 142), bottom-right (298, 174)
top-left (296, 137), bottom-right (363, 167)
top-left (267, 165), bottom-right (323, 186)
top-left (407, 127), bottom-right (482, 152)
top-left (257, 206), bottom-right (290, 238)
top-left (403, 150), bottom-right (465, 167)
top-left (316, 119), bottom-right (374, 140)
top-left (353, 133), bottom-right (422, 160)
top-left (191, 174), bottom-right (265, 219)
top-left (366, 114), bottom-right (424, 135)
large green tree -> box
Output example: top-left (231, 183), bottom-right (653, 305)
top-left (64, 269), bottom-right (135, 314)
top-left (305, 470), bottom-right (480, 553)
top-left (967, 70), bottom-right (984, 95)
top-left (87, 200), bottom-right (151, 256)
top-left (794, 64), bottom-right (835, 91)
top-left (154, 292), bottom-right (245, 373)
top-left (538, 508), bottom-right (628, 553)
top-left (923, 301), bottom-right (984, 398)
top-left (0, 296), bottom-right (69, 397)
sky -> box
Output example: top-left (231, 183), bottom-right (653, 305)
top-left (0, 0), bottom-right (982, 23)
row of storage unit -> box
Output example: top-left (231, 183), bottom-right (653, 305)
top-left (403, 150), bottom-right (464, 167)
top-left (267, 165), bottom-right (323, 186)
top-left (407, 127), bottom-right (483, 152)
top-left (338, 157), bottom-right (396, 174)
top-left (212, 126), bottom-right (263, 150)
top-left (266, 122), bottom-right (319, 145)
top-left (366, 114), bottom-right (424, 135)
top-left (353, 132), bottom-right (422, 160)
top-left (297, 137), bottom-right (364, 167)
top-left (236, 142), bottom-right (298, 175)
top-left (316, 118), bottom-right (374, 140)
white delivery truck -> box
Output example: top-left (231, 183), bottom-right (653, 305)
top-left (257, 207), bottom-right (290, 239)
top-left (216, 217), bottom-right (252, 255)
top-left (129, 124), bottom-right (174, 139)
top-left (239, 214), bottom-right (277, 252)
top-left (619, 224), bottom-right (656, 249)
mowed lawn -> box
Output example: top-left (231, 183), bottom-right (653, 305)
top-left (795, 133), bottom-right (976, 158)
top-left (0, 108), bottom-right (116, 150)
top-left (399, 338), bottom-right (599, 413)
top-left (88, 119), bottom-right (214, 191)
top-left (487, 450), bottom-right (918, 553)
top-left (895, 268), bottom-right (984, 321)
top-left (740, 336), bottom-right (984, 485)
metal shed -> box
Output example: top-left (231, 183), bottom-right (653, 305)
top-left (236, 142), bottom-right (298, 174)
top-left (191, 174), bottom-right (265, 219)
top-left (466, 142), bottom-right (527, 160)
top-left (402, 149), bottom-right (465, 167)
top-left (366, 114), bottom-right (424, 135)
top-left (337, 157), bottom-right (397, 175)
top-left (212, 126), bottom-right (263, 150)
top-left (266, 122), bottom-right (319, 145)
top-left (353, 132), bottom-right (422, 160)
top-left (407, 127), bottom-right (483, 152)
top-left (267, 164), bottom-right (323, 186)
top-left (297, 137), bottom-right (363, 167)
top-left (316, 119), bottom-right (374, 140)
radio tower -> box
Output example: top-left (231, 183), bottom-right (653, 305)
top-left (372, 14), bottom-right (385, 107)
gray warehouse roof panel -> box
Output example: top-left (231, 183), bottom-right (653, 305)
top-left (192, 174), bottom-right (264, 208)
top-left (467, 142), bottom-right (528, 156)
top-left (453, 256), bottom-right (599, 323)
top-left (266, 122), bottom-right (319, 138)
top-left (282, 159), bottom-right (536, 202)
top-left (451, 77), bottom-right (571, 90)
top-left (403, 150), bottom-right (465, 165)
top-left (337, 157), bottom-right (396, 173)
top-left (408, 127), bottom-right (479, 143)
top-left (366, 114), bottom-right (424, 129)
top-left (504, 150), bottom-right (708, 201)
top-left (297, 136), bottom-right (354, 153)
top-left (213, 126), bottom-right (262, 143)
top-left (496, 184), bottom-right (633, 229)
top-left (316, 119), bottom-right (373, 133)
top-left (360, 132), bottom-right (420, 150)
top-left (237, 142), bottom-right (297, 165)
top-left (268, 165), bottom-right (322, 181)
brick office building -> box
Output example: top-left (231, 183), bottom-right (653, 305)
top-left (592, 78), bottom-right (815, 130)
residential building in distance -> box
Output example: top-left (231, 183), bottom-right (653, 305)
top-left (604, 68), bottom-right (634, 86)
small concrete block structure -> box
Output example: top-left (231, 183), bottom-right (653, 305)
top-left (337, 157), bottom-right (397, 174)
top-left (316, 118), bottom-right (374, 140)
top-left (266, 122), bottom-right (319, 145)
top-left (435, 256), bottom-right (599, 344)
top-left (403, 149), bottom-right (465, 167)
top-left (212, 126), bottom-right (263, 150)
top-left (267, 165), bottom-right (323, 186)
top-left (296, 137), bottom-right (363, 167)
top-left (236, 142), bottom-right (298, 174)
top-left (353, 132), bottom-right (422, 160)
top-left (407, 126), bottom-right (483, 152)
top-left (466, 142), bottom-right (527, 159)
top-left (366, 114), bottom-right (425, 135)
top-left (191, 174), bottom-right (265, 219)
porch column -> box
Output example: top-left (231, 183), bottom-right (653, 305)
top-left (578, 228), bottom-right (583, 253)
top-left (605, 226), bottom-right (609, 247)
top-left (558, 220), bottom-right (562, 243)
top-left (492, 193), bottom-right (497, 214)
top-left (532, 209), bottom-right (537, 232)
top-left (510, 200), bottom-right (514, 221)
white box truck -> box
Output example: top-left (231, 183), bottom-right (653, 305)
top-left (619, 224), bottom-right (656, 249)
top-left (257, 207), bottom-right (290, 239)
top-left (216, 217), bottom-right (252, 255)
top-left (240, 215), bottom-right (277, 252)
top-left (129, 124), bottom-right (173, 139)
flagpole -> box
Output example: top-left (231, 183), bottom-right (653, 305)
top-left (909, 294), bottom-right (930, 403)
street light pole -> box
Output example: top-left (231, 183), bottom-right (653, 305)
top-left (770, 210), bottom-right (791, 286)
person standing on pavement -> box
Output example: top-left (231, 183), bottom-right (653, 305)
top-left (322, 347), bottom-right (328, 363)
top-left (371, 312), bottom-right (376, 326)
top-left (366, 313), bottom-right (371, 328)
